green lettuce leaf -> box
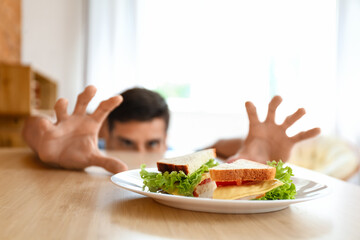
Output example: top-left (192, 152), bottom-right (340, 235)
top-left (257, 160), bottom-right (297, 200)
top-left (140, 159), bottom-right (218, 197)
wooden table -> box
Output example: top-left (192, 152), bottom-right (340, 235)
top-left (1, 148), bottom-right (360, 240)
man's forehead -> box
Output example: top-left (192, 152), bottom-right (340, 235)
top-left (111, 118), bottom-right (167, 137)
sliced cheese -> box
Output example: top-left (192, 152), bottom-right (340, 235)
top-left (213, 179), bottom-right (284, 200)
top-left (166, 188), bottom-right (180, 195)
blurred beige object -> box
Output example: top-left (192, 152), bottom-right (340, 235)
top-left (289, 136), bottom-right (360, 181)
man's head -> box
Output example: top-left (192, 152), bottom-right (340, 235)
top-left (104, 88), bottom-right (169, 153)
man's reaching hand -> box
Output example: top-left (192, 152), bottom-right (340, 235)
top-left (226, 96), bottom-right (320, 164)
top-left (22, 86), bottom-right (128, 173)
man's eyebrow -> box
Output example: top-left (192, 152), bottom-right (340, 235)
top-left (146, 139), bottom-right (161, 144)
top-left (116, 136), bottom-right (134, 143)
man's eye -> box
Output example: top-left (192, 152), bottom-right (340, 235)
top-left (120, 139), bottom-right (133, 147)
top-left (147, 140), bottom-right (160, 148)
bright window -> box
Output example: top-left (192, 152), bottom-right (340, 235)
top-left (87, 0), bottom-right (351, 150)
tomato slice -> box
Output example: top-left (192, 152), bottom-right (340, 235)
top-left (199, 178), bottom-right (211, 186)
top-left (216, 180), bottom-right (241, 187)
top-left (216, 180), bottom-right (257, 187)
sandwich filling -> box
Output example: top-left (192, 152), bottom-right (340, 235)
top-left (210, 160), bottom-right (296, 200)
top-left (213, 179), bottom-right (284, 200)
top-left (140, 159), bottom-right (218, 197)
top-left (257, 160), bottom-right (297, 200)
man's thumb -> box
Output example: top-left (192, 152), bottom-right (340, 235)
top-left (91, 153), bottom-right (128, 174)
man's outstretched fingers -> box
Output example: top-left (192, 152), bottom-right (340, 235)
top-left (38, 118), bottom-right (53, 132)
top-left (54, 98), bottom-right (69, 123)
top-left (281, 108), bottom-right (306, 129)
top-left (265, 96), bottom-right (282, 123)
top-left (91, 96), bottom-right (123, 123)
top-left (73, 86), bottom-right (97, 115)
top-left (291, 127), bottom-right (321, 143)
top-left (245, 101), bottom-right (260, 124)
top-left (91, 154), bottom-right (128, 174)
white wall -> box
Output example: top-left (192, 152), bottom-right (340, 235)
top-left (21, 0), bottom-right (86, 110)
top-left (336, 0), bottom-right (360, 146)
top-left (167, 111), bottom-right (246, 152)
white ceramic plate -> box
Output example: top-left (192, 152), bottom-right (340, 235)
top-left (111, 168), bottom-right (330, 214)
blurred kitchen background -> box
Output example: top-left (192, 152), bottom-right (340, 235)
top-left (1, 0), bottom-right (359, 182)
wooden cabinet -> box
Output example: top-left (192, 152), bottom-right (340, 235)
top-left (0, 63), bottom-right (57, 147)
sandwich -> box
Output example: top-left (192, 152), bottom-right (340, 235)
top-left (140, 148), bottom-right (218, 198)
top-left (209, 159), bottom-right (296, 200)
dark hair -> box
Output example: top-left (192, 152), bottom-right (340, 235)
top-left (108, 87), bottom-right (170, 132)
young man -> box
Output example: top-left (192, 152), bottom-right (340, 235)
top-left (22, 86), bottom-right (320, 173)
top-left (100, 87), bottom-right (169, 153)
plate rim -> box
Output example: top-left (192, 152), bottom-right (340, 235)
top-left (110, 168), bottom-right (330, 206)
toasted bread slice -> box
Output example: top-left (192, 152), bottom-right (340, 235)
top-left (209, 159), bottom-right (275, 182)
top-left (157, 149), bottom-right (216, 175)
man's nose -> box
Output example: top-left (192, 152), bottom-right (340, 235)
top-left (136, 144), bottom-right (147, 153)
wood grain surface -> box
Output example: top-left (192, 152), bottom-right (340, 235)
top-left (0, 148), bottom-right (359, 240)
top-left (0, 0), bottom-right (21, 64)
